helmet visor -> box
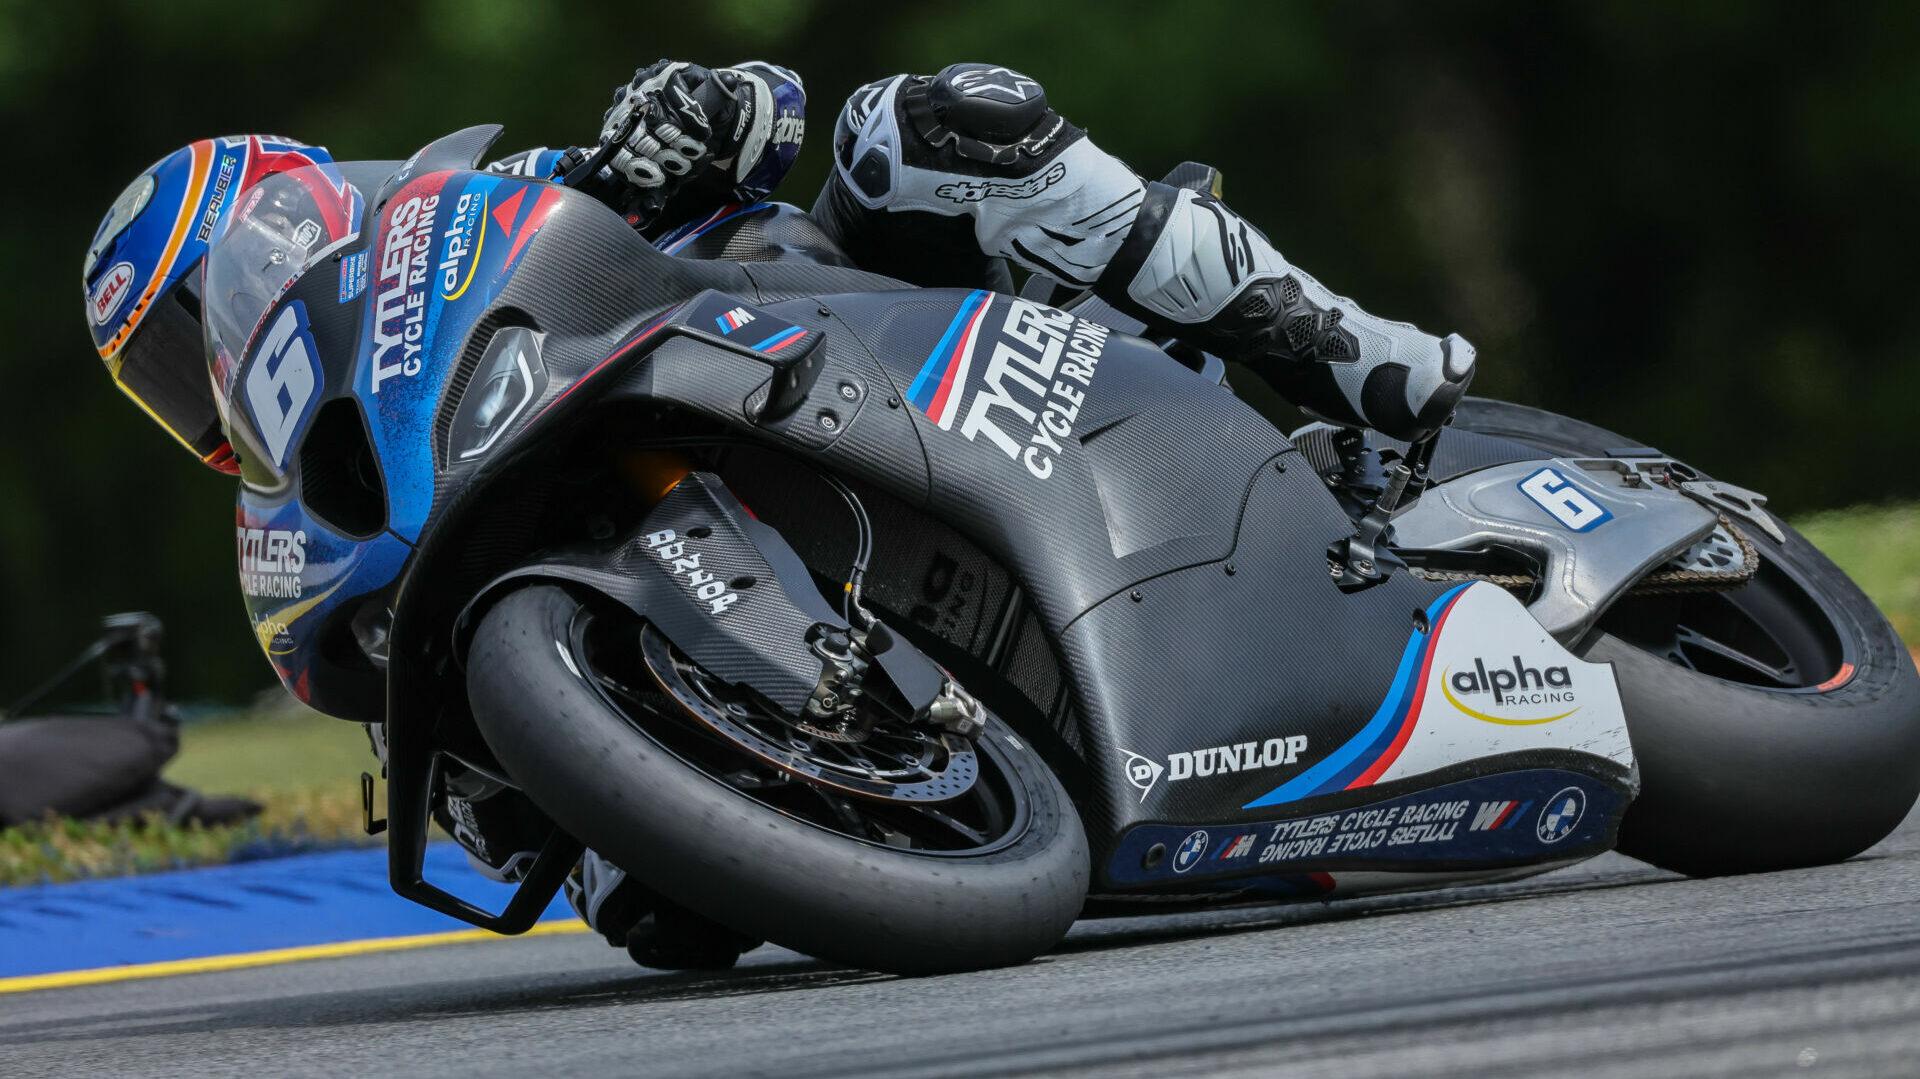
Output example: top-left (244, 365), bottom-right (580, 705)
top-left (110, 278), bottom-right (233, 471)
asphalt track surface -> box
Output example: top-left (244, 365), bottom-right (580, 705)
top-left (8, 807), bottom-right (1920, 1078)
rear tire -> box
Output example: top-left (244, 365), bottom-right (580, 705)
top-left (1453, 398), bottom-right (1920, 875)
top-left (467, 584), bottom-right (1089, 974)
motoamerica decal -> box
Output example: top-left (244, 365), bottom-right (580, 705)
top-left (1106, 768), bottom-right (1622, 886)
top-left (905, 292), bottom-right (1109, 480)
top-left (1243, 583), bottom-right (1631, 810)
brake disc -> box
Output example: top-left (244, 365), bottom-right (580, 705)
top-left (638, 625), bottom-right (980, 804)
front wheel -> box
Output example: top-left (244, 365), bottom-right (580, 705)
top-left (466, 584), bottom-right (1089, 974)
top-left (1453, 398), bottom-right (1920, 875)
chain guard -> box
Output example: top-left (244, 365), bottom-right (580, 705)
top-left (1409, 516), bottom-right (1759, 596)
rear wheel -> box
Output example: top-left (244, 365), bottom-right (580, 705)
top-left (1452, 398), bottom-right (1920, 875)
top-left (466, 584), bottom-right (1088, 974)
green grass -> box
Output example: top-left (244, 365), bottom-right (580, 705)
top-left (163, 702), bottom-right (378, 795)
top-left (6, 500), bottom-right (1919, 887)
top-left (1793, 503), bottom-right (1920, 642)
top-left (1, 701), bottom-right (383, 886)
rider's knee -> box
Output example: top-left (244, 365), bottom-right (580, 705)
top-left (831, 64), bottom-right (1077, 206)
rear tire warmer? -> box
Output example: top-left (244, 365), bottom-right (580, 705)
top-left (1452, 398), bottom-right (1920, 876)
top-left (466, 584), bottom-right (1089, 975)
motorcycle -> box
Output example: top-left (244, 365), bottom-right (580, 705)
top-left (204, 125), bottom-right (1920, 974)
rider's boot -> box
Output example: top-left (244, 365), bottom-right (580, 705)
top-left (566, 850), bottom-right (763, 971)
top-left (625, 903), bottom-right (764, 972)
top-left (435, 784), bottom-right (549, 882)
top-left (1096, 182), bottom-right (1476, 443)
top-left (367, 722), bottom-right (548, 881)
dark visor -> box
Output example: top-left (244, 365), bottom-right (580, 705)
top-left (111, 276), bottom-right (231, 469)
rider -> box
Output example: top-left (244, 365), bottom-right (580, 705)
top-left (81, 58), bottom-right (1475, 968)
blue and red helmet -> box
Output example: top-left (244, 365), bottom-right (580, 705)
top-left (83, 135), bottom-right (335, 473)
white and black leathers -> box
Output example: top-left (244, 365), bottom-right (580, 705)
top-left (809, 63), bottom-right (1475, 441)
top-left (812, 65), bottom-right (1148, 295)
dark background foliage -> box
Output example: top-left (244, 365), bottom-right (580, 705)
top-left (2, 0), bottom-right (1914, 703)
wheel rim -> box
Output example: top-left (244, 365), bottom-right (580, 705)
top-left (568, 603), bottom-right (1033, 857)
top-left (1598, 549), bottom-right (1851, 692)
top-left (1454, 411), bottom-right (1855, 694)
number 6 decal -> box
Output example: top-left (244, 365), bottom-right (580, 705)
top-left (245, 300), bottom-right (321, 469)
top-left (1518, 467), bottom-right (1614, 532)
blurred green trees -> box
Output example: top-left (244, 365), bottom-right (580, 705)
top-left (2, 0), bottom-right (1916, 702)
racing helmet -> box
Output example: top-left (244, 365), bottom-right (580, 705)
top-left (83, 136), bottom-right (335, 474)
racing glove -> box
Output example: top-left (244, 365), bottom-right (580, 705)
top-left (597, 59), bottom-right (798, 226)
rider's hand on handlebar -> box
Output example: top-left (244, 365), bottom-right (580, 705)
top-left (598, 60), bottom-right (748, 223)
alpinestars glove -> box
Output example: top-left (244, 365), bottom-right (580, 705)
top-left (599, 59), bottom-right (776, 224)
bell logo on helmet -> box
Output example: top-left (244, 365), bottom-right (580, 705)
top-left (89, 262), bottom-right (135, 325)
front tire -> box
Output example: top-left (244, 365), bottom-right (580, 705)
top-left (1453, 398), bottom-right (1920, 875)
top-left (466, 584), bottom-right (1089, 974)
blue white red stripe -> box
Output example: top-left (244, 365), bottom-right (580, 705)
top-left (905, 290), bottom-right (993, 429)
top-left (657, 203), bottom-right (774, 256)
top-left (1468, 799), bottom-right (1536, 831)
top-left (1243, 585), bottom-right (1471, 809)
top-left (750, 325), bottom-right (808, 354)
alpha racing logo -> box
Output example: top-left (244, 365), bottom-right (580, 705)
top-left (937, 161), bottom-right (1067, 204)
top-left (1441, 656), bottom-right (1581, 725)
top-left (438, 190), bottom-right (487, 301)
top-left (645, 528), bottom-right (739, 615)
top-left (955, 298), bottom-right (1109, 480)
top-left (369, 192), bottom-right (442, 393)
top-left (251, 613), bottom-right (295, 654)
top-left (1120, 736), bottom-right (1310, 803)
top-left (237, 527), bottom-right (306, 598)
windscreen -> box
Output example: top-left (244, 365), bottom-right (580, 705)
top-left (203, 166), bottom-right (364, 396)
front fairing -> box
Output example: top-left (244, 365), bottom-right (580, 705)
top-left (226, 158), bottom-right (571, 717)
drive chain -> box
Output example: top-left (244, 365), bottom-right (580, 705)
top-left (1407, 516), bottom-right (1759, 595)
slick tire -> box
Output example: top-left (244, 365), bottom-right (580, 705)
top-left (1453, 397), bottom-right (1920, 875)
top-left (467, 584), bottom-right (1090, 975)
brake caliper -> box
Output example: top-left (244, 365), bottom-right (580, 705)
top-left (803, 625), bottom-right (985, 741)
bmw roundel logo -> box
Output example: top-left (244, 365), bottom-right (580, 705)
top-left (1173, 829), bottom-right (1210, 873)
top-left (1536, 787), bottom-right (1587, 844)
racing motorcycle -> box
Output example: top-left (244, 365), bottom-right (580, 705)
top-left (209, 126), bottom-right (1920, 975)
